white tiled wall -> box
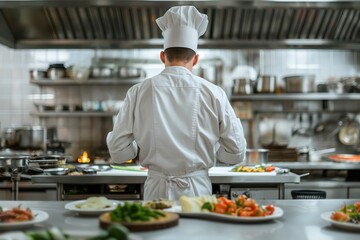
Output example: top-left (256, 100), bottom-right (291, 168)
top-left (0, 44), bottom-right (359, 158)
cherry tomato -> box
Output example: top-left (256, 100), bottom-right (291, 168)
top-left (265, 204), bottom-right (275, 215)
top-left (265, 166), bottom-right (276, 172)
top-left (214, 203), bottom-right (227, 214)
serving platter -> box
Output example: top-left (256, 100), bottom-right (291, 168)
top-left (99, 211), bottom-right (179, 231)
top-left (326, 154), bottom-right (360, 163)
top-left (166, 205), bottom-right (283, 223)
top-left (64, 230), bottom-right (143, 240)
top-left (65, 199), bottom-right (120, 216)
top-left (0, 209), bottom-right (49, 230)
top-left (209, 166), bottom-right (277, 176)
top-left (321, 211), bottom-right (360, 231)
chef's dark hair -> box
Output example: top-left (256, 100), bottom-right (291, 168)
top-left (164, 47), bottom-right (196, 62)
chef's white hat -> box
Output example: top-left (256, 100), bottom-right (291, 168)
top-left (156, 6), bottom-right (208, 52)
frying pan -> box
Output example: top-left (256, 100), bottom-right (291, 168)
top-left (338, 117), bottom-right (360, 145)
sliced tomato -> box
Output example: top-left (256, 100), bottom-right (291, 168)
top-left (265, 204), bottom-right (275, 215)
top-left (214, 203), bottom-right (228, 214)
top-left (265, 166), bottom-right (276, 172)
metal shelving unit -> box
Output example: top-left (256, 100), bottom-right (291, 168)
top-left (30, 78), bottom-right (143, 86)
top-left (30, 111), bottom-right (117, 118)
top-left (231, 93), bottom-right (360, 101)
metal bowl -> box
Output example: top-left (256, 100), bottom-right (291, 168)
top-left (87, 164), bottom-right (112, 172)
top-left (44, 167), bottom-right (68, 175)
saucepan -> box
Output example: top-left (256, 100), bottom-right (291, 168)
top-left (245, 149), bottom-right (269, 165)
top-left (2, 126), bottom-right (46, 150)
top-left (232, 78), bottom-right (253, 95)
top-left (338, 116), bottom-right (360, 146)
top-left (283, 75), bottom-right (316, 93)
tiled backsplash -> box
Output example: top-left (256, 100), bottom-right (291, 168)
top-left (0, 44), bottom-right (359, 158)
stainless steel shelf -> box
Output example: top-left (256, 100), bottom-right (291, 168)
top-left (30, 111), bottom-right (116, 117)
top-left (30, 78), bottom-right (143, 86)
top-left (231, 93), bottom-right (360, 101)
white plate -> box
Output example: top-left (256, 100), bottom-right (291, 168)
top-left (0, 209), bottom-right (49, 230)
top-left (166, 205), bottom-right (283, 222)
top-left (65, 199), bottom-right (119, 216)
top-left (321, 211), bottom-right (360, 231)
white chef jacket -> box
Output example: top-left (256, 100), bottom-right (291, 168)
top-left (107, 66), bottom-right (247, 200)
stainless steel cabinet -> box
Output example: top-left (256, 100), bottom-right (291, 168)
top-left (0, 181), bottom-right (57, 201)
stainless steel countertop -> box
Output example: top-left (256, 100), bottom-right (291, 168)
top-left (0, 199), bottom-right (359, 240)
top-left (31, 167), bottom-right (301, 185)
top-left (271, 161), bottom-right (360, 170)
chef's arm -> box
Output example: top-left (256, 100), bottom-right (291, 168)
top-left (107, 133), bottom-right (138, 163)
top-left (216, 93), bottom-right (247, 165)
top-left (106, 89), bottom-right (138, 163)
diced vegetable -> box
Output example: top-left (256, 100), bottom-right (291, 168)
top-left (331, 202), bottom-right (360, 224)
top-left (196, 195), bottom-right (276, 217)
top-left (110, 201), bottom-right (165, 223)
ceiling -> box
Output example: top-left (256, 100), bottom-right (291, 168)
top-left (0, 0), bottom-right (360, 49)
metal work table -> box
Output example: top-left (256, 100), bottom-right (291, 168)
top-left (31, 167), bottom-right (300, 200)
top-left (271, 161), bottom-right (360, 170)
top-left (0, 199), bottom-right (359, 240)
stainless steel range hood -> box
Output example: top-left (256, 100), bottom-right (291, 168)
top-left (0, 0), bottom-right (360, 49)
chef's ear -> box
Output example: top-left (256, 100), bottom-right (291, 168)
top-left (192, 54), bottom-right (199, 67)
top-left (160, 51), bottom-right (166, 64)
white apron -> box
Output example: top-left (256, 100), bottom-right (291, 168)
top-left (144, 169), bottom-right (211, 201)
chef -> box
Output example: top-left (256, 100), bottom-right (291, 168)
top-left (107, 5), bottom-right (247, 201)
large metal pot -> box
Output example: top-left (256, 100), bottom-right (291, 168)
top-left (283, 75), bottom-right (316, 93)
top-left (232, 78), bottom-right (253, 95)
top-left (255, 75), bottom-right (276, 93)
top-left (2, 126), bottom-right (46, 150)
top-left (245, 149), bottom-right (269, 165)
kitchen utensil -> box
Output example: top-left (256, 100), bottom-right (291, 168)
top-left (340, 77), bottom-right (360, 93)
top-left (90, 66), bottom-right (117, 78)
top-left (66, 66), bottom-right (90, 81)
top-left (338, 117), bottom-right (360, 145)
top-left (232, 78), bottom-right (253, 95)
top-left (44, 167), bottom-right (68, 175)
top-left (255, 75), bottom-right (276, 93)
top-left (47, 63), bottom-right (66, 80)
top-left (118, 67), bottom-right (146, 78)
top-left (99, 211), bottom-right (179, 231)
top-left (231, 65), bottom-right (257, 81)
top-left (283, 75), bottom-right (316, 93)
top-left (2, 126), bottom-right (46, 150)
top-left (29, 69), bottom-right (47, 80)
top-left (245, 149), bottom-right (269, 165)
top-left (325, 154), bottom-right (360, 163)
top-left (87, 164), bottom-right (112, 172)
top-left (82, 168), bottom-right (97, 174)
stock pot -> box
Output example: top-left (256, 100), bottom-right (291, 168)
top-left (2, 126), bottom-right (46, 150)
top-left (245, 149), bottom-right (269, 165)
top-left (283, 75), bottom-right (316, 93)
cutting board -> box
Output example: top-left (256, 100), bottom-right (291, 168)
top-left (209, 167), bottom-right (277, 176)
top-left (99, 212), bottom-right (179, 231)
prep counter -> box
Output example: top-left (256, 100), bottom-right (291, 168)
top-left (31, 167), bottom-right (300, 200)
top-left (0, 199), bottom-right (359, 240)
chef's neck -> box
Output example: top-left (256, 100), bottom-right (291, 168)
top-left (160, 51), bottom-right (199, 72)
